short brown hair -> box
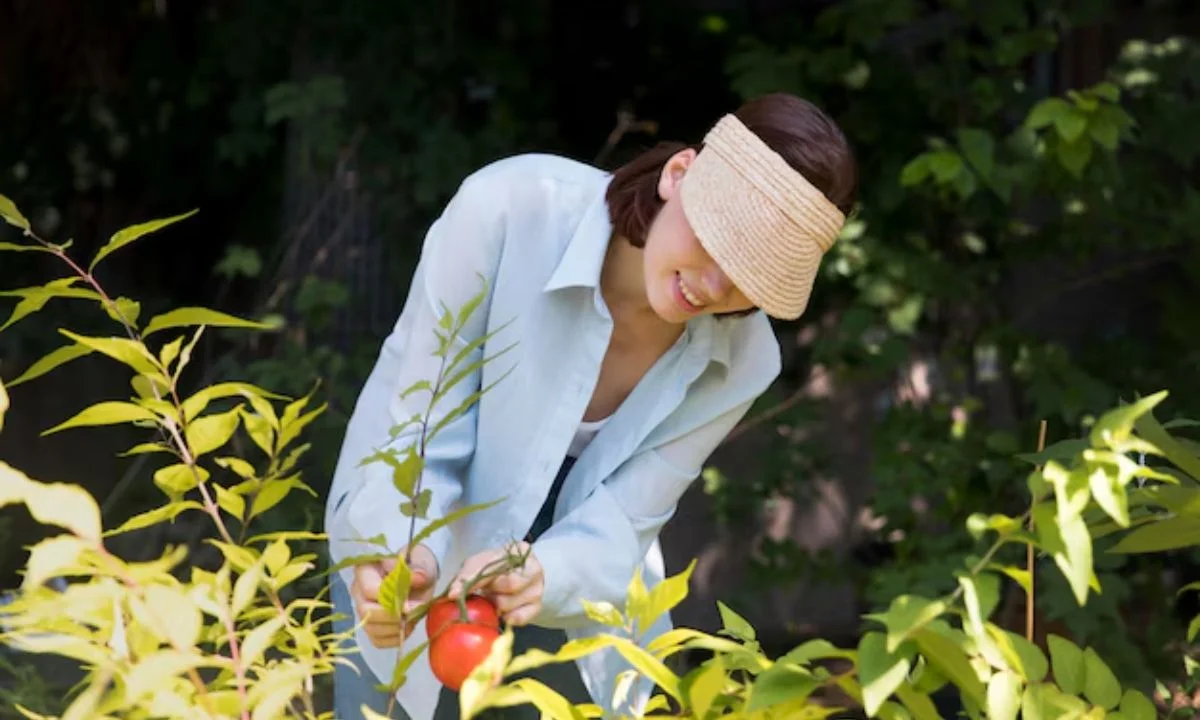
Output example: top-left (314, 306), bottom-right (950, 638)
top-left (605, 93), bottom-right (857, 249)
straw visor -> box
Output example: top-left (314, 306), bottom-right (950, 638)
top-left (679, 114), bottom-right (845, 320)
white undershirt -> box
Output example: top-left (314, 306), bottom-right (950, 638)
top-left (567, 416), bottom-right (610, 458)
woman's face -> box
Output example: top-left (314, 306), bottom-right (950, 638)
top-left (642, 149), bottom-right (756, 324)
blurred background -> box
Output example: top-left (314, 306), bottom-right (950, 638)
top-left (1, 0), bottom-right (1199, 714)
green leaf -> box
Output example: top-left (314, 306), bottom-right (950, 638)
top-left (899, 154), bottom-right (932, 187)
top-left (957, 127), bottom-right (995, 179)
top-left (1055, 111), bottom-right (1088, 142)
top-left (1047, 635), bottom-right (1086, 696)
top-left (1134, 401), bottom-right (1200, 482)
top-left (378, 556), bottom-right (412, 616)
top-left (185, 406), bottom-right (242, 458)
top-left (778, 638), bottom-right (855, 665)
top-left (859, 632), bottom-right (912, 717)
top-left (636, 558), bottom-right (695, 633)
top-left (0, 279), bottom-right (101, 332)
top-left (1083, 648), bottom-right (1121, 709)
top-left (989, 626), bottom-right (1048, 682)
top-left (1015, 438), bottom-right (1089, 466)
top-left (6, 344), bottom-right (95, 388)
top-left (746, 662), bottom-right (818, 712)
top-left (23, 535), bottom-right (86, 589)
top-left (1026, 97), bottom-right (1071, 130)
top-left (894, 683), bottom-right (942, 720)
top-left (929, 151), bottom-right (964, 182)
top-left (58, 330), bottom-right (158, 375)
top-left (0, 193), bottom-right (31, 231)
top-left (1089, 118), bottom-right (1120, 150)
top-left (400, 488), bottom-right (433, 518)
top-left (866, 594), bottom-right (948, 653)
top-left (1119, 690), bottom-right (1156, 720)
top-left (143, 306), bottom-right (273, 337)
top-left (989, 564), bottom-right (1033, 595)
top-left (249, 477), bottom-right (306, 519)
top-left (1057, 137), bottom-right (1093, 177)
top-left (987, 670), bottom-right (1023, 720)
top-left (1110, 514), bottom-right (1200, 553)
top-left (0, 463), bottom-right (103, 541)
top-left (913, 628), bottom-right (986, 709)
top-left (390, 448), bottom-right (424, 498)
top-left (89, 209), bottom-right (198, 271)
top-left (717, 600), bottom-right (756, 641)
top-left (103, 500), bottom-right (204, 536)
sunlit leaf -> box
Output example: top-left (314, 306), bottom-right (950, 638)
top-left (5, 343), bottom-right (94, 388)
top-left (0, 376), bottom-right (7, 433)
top-left (913, 628), bottom-right (985, 709)
top-left (239, 615), bottom-right (286, 669)
top-left (987, 670), bottom-right (1022, 720)
top-left (865, 594), bottom-right (947, 653)
top-left (0, 193), bottom-right (31, 231)
top-left (143, 306), bottom-right (274, 337)
top-left (23, 535), bottom-right (87, 589)
top-left (42, 400), bottom-right (158, 436)
top-left (378, 556), bottom-right (412, 617)
top-left (636, 558), bottom-right (695, 633)
top-left (717, 600), bottom-right (755, 642)
top-left (0, 463), bottom-right (102, 541)
top-left (859, 632), bottom-right (912, 717)
top-left (89, 209), bottom-right (198, 271)
top-left (104, 500), bottom-right (203, 537)
top-left (185, 406), bottom-right (242, 457)
top-left (0, 279), bottom-right (101, 332)
top-left (746, 661), bottom-right (817, 712)
top-left (153, 463), bottom-right (209, 497)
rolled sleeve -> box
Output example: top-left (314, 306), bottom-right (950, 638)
top-left (326, 171), bottom-right (507, 574)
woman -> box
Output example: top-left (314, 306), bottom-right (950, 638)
top-left (325, 92), bottom-right (856, 719)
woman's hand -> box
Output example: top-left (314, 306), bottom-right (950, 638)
top-left (350, 543), bottom-right (439, 648)
top-left (449, 541), bottom-right (544, 626)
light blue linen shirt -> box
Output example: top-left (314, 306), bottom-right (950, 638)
top-left (324, 153), bottom-right (781, 718)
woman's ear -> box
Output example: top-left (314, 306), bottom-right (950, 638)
top-left (657, 148), bottom-right (698, 201)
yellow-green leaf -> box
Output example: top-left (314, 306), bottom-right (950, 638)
top-left (687, 656), bottom-right (727, 716)
top-left (239, 615), bottom-right (286, 669)
top-left (987, 670), bottom-right (1022, 720)
top-left (0, 464), bottom-right (103, 542)
top-left (215, 456), bottom-right (257, 479)
top-left (378, 555), bottom-right (412, 616)
top-left (153, 463), bottom-right (209, 497)
top-left (185, 406), bottom-right (242, 457)
top-left (248, 477), bottom-right (297, 519)
top-left (232, 563), bottom-right (263, 619)
top-left (913, 628), bottom-right (986, 709)
top-left (459, 630), bottom-right (514, 716)
top-left (1083, 648), bottom-right (1121, 709)
top-left (1119, 689), bottom-right (1155, 720)
top-left (142, 584), bottom-right (202, 648)
top-left (58, 330), bottom-right (158, 375)
top-left (104, 500), bottom-right (203, 536)
top-left (1090, 391), bottom-right (1167, 448)
top-left (894, 683), bottom-right (942, 720)
top-left (0, 193), bottom-right (31, 231)
top-left (43, 400), bottom-right (159, 436)
top-left (1088, 465), bottom-right (1129, 527)
top-left (89, 209), bottom-right (197, 271)
top-left (0, 376), bottom-right (7, 433)
top-left (124, 649), bottom-right (206, 701)
top-left (23, 535), bottom-right (87, 589)
top-left (867, 594), bottom-right (948, 653)
top-left (859, 632), bottom-right (913, 716)
top-left (637, 558), bottom-right (695, 633)
top-left (143, 306), bottom-right (274, 337)
top-left (503, 679), bottom-right (585, 720)
top-left (104, 296), bottom-right (141, 327)
top-left (746, 662), bottom-right (818, 712)
top-left (0, 279), bottom-right (101, 332)
top-left (581, 600), bottom-right (625, 628)
top-left (214, 484), bottom-right (245, 520)
top-left (6, 344), bottom-right (95, 388)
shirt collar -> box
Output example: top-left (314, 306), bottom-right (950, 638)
top-left (542, 173), bottom-right (733, 372)
top-left (543, 176), bottom-right (613, 293)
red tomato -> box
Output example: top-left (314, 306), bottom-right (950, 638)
top-left (425, 596), bottom-right (500, 640)
top-left (429, 623), bottom-right (501, 691)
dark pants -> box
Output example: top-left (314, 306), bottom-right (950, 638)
top-left (330, 457), bottom-right (590, 719)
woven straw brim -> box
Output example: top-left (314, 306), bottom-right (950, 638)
top-left (680, 147), bottom-right (827, 321)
